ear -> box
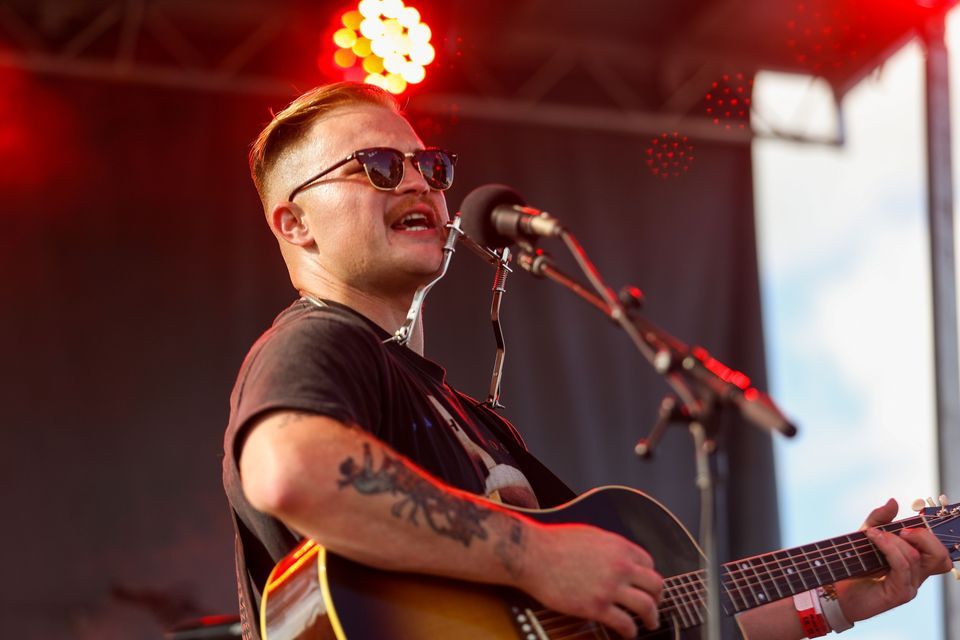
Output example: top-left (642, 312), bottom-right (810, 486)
top-left (270, 202), bottom-right (314, 247)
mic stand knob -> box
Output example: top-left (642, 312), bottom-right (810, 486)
top-left (618, 285), bottom-right (646, 313)
top-left (635, 395), bottom-right (692, 458)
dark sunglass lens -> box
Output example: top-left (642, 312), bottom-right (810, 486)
top-left (360, 149), bottom-right (404, 189)
top-left (416, 150), bottom-right (454, 190)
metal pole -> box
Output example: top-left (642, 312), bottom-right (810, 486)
top-left (922, 13), bottom-right (960, 640)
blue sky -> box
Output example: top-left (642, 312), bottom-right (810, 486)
top-left (752, 11), bottom-right (959, 638)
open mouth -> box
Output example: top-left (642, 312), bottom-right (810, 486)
top-left (391, 212), bottom-right (435, 232)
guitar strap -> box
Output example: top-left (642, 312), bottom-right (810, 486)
top-left (231, 510), bottom-right (264, 639)
top-left (455, 389), bottom-right (576, 509)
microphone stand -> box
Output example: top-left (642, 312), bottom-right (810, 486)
top-left (485, 247), bottom-right (512, 409)
top-left (388, 215), bottom-right (468, 346)
top-left (516, 232), bottom-right (796, 640)
top-left (416, 217), bottom-right (516, 409)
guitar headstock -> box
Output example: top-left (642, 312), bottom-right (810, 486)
top-left (914, 495), bottom-right (960, 565)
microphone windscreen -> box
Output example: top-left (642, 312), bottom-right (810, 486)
top-left (458, 184), bottom-right (526, 248)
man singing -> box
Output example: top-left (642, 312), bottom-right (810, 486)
top-left (223, 82), bottom-right (950, 639)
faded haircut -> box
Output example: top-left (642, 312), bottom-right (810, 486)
top-left (249, 82), bottom-right (399, 207)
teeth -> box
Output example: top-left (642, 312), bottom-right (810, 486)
top-left (395, 212), bottom-right (431, 230)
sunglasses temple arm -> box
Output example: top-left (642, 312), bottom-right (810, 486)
top-left (387, 217), bottom-right (466, 346)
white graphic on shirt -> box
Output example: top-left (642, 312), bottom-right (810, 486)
top-left (426, 395), bottom-right (538, 508)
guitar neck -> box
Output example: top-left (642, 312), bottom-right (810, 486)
top-left (660, 515), bottom-right (925, 626)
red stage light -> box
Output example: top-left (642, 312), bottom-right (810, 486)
top-left (645, 132), bottom-right (695, 180)
top-left (704, 72), bottom-right (753, 130)
top-left (786, 0), bottom-right (868, 73)
top-left (0, 68), bottom-right (77, 194)
top-left (326, 1), bottom-right (435, 95)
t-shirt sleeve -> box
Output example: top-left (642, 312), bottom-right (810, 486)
top-left (226, 310), bottom-right (387, 465)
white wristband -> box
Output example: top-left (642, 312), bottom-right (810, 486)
top-left (818, 585), bottom-right (854, 633)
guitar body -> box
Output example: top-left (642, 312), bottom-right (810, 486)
top-left (261, 486), bottom-right (705, 640)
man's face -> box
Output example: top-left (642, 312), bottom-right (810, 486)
top-left (285, 104), bottom-right (451, 297)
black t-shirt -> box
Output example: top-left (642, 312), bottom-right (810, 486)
top-left (222, 298), bottom-right (572, 639)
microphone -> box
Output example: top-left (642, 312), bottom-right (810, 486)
top-left (459, 184), bottom-right (564, 248)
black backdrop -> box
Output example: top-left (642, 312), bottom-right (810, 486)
top-left (0, 74), bottom-right (778, 638)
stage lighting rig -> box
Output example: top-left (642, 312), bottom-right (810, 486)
top-left (328, 0), bottom-right (436, 95)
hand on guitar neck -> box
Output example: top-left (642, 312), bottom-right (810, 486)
top-left (836, 499), bottom-right (952, 622)
top-left (738, 497), bottom-right (953, 639)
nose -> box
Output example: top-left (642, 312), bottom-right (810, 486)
top-left (395, 156), bottom-right (430, 194)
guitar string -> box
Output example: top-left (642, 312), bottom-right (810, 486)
top-left (663, 540), bottom-right (884, 613)
top-left (528, 611), bottom-right (612, 640)
top-left (658, 519), bottom-right (960, 619)
top-left (535, 609), bottom-right (689, 640)
top-left (537, 617), bottom-right (606, 637)
top-left (527, 513), bottom-right (960, 632)
top-left (534, 612), bottom-right (657, 640)
top-left (720, 517), bottom-right (960, 598)
top-left (524, 512), bottom-right (960, 632)
top-left (716, 513), bottom-right (960, 592)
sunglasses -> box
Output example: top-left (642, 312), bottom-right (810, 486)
top-left (288, 147), bottom-right (458, 202)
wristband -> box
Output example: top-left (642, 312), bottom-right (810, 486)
top-left (794, 589), bottom-right (830, 638)
top-left (818, 584), bottom-right (854, 633)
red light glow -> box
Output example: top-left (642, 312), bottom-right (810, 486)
top-left (786, 0), bottom-right (868, 73)
top-left (0, 68), bottom-right (78, 195)
top-left (645, 132), bottom-right (694, 180)
top-left (692, 346), bottom-right (751, 390)
top-left (704, 73), bottom-right (752, 130)
top-left (326, 0), bottom-right (435, 95)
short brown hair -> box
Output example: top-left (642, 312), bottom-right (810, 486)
top-left (249, 82), bottom-right (399, 205)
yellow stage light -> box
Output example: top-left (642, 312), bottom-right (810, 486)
top-left (359, 17), bottom-right (385, 40)
top-left (401, 62), bottom-right (425, 84)
top-left (328, 1), bottom-right (436, 95)
top-left (365, 73), bottom-right (388, 89)
top-left (383, 53), bottom-right (405, 74)
top-left (333, 28), bottom-right (357, 49)
top-left (370, 37), bottom-right (391, 58)
top-left (383, 18), bottom-right (404, 38)
top-left (407, 23), bottom-right (431, 44)
top-left (362, 55), bottom-right (385, 74)
top-left (352, 37), bottom-right (372, 57)
top-left (385, 73), bottom-right (407, 94)
top-left (334, 48), bottom-right (357, 68)
top-left (398, 7), bottom-right (420, 29)
top-left (409, 42), bottom-right (435, 65)
top-left (382, 0), bottom-right (404, 19)
top-left (342, 10), bottom-right (363, 31)
top-left (358, 0), bottom-right (382, 19)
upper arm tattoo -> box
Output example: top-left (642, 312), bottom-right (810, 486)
top-left (271, 411), bottom-right (315, 429)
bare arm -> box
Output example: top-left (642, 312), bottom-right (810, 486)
top-left (239, 410), bottom-right (664, 638)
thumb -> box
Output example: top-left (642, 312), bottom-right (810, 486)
top-left (861, 498), bottom-right (898, 530)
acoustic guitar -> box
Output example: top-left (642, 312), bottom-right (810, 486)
top-left (259, 486), bottom-right (960, 639)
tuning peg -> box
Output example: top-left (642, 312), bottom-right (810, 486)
top-left (912, 498), bottom-right (927, 512)
top-left (940, 495), bottom-right (949, 507)
top-left (927, 497), bottom-right (938, 508)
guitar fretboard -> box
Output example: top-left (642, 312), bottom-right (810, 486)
top-left (658, 515), bottom-right (923, 630)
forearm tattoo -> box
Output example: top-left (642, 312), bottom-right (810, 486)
top-left (494, 522), bottom-right (526, 581)
top-left (337, 443), bottom-right (493, 547)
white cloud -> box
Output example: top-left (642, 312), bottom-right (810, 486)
top-left (754, 24), bottom-right (948, 640)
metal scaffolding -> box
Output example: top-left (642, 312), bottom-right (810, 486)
top-left (0, 0), bottom-right (846, 146)
top-left (923, 13), bottom-right (960, 640)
